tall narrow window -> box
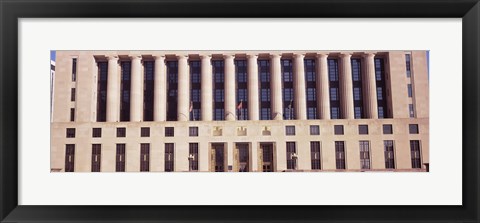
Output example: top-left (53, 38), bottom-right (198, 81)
top-left (328, 59), bottom-right (341, 119)
top-left (96, 62), bottom-right (108, 122)
top-left (143, 61), bottom-right (154, 121)
top-left (190, 60), bottom-right (201, 121)
top-left (167, 61), bottom-right (178, 121)
top-left (409, 104), bottom-right (415, 118)
top-left (410, 140), bottom-right (422, 169)
top-left (335, 141), bottom-right (346, 169)
top-left (305, 59), bottom-right (317, 119)
top-left (310, 141), bottom-right (321, 170)
top-left (235, 60), bottom-right (248, 120)
top-left (120, 61), bottom-right (131, 121)
top-left (259, 60), bottom-right (271, 120)
top-left (116, 144), bottom-right (126, 172)
top-left (286, 142), bottom-right (297, 170)
top-left (359, 141), bottom-right (370, 170)
top-left (91, 144), bottom-right (101, 172)
top-left (212, 60), bottom-right (225, 120)
top-left (375, 58), bottom-right (389, 118)
top-left (351, 58), bottom-right (364, 119)
top-left (165, 143), bottom-right (175, 172)
top-left (405, 54), bottom-right (412, 77)
top-left (407, 84), bottom-right (413, 98)
top-left (140, 143), bottom-right (150, 172)
top-left (65, 144), bottom-right (75, 172)
top-left (70, 108), bottom-right (75, 122)
top-left (71, 88), bottom-right (76, 101)
top-left (384, 140), bottom-right (395, 169)
top-left (189, 143), bottom-right (199, 171)
top-left (281, 59), bottom-right (295, 120)
top-left (72, 58), bottom-right (77, 81)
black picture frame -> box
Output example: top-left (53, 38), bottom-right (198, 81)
top-left (1, 0), bottom-right (478, 222)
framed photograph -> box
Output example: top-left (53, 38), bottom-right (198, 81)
top-left (1, 0), bottom-right (478, 222)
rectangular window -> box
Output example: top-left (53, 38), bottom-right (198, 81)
top-left (334, 125), bottom-right (344, 135)
top-left (307, 107), bottom-right (317, 120)
top-left (310, 141), bottom-right (321, 170)
top-left (335, 141), bottom-right (346, 170)
top-left (310, 125), bottom-right (320, 135)
top-left (328, 59), bottom-right (341, 119)
top-left (140, 143), bottom-right (150, 172)
top-left (285, 126), bottom-right (295, 136)
top-left (120, 61), bottom-right (131, 122)
top-left (384, 140), bottom-right (395, 169)
top-left (359, 141), bottom-right (370, 170)
top-left (65, 144), bottom-right (75, 172)
top-left (410, 140), bottom-right (422, 169)
top-left (409, 124), bottom-right (419, 134)
top-left (66, 128), bottom-right (75, 138)
top-left (189, 143), bottom-right (199, 171)
top-left (407, 84), bottom-right (413, 97)
top-left (259, 60), bottom-right (272, 120)
top-left (72, 58), bottom-right (77, 81)
top-left (375, 58), bottom-right (389, 118)
top-left (165, 143), bottom-right (175, 172)
top-left (331, 107), bottom-right (340, 119)
top-left (236, 60), bottom-right (248, 120)
top-left (143, 61), bottom-right (155, 121)
top-left (116, 127), bottom-right (126, 137)
top-left (351, 58), bottom-right (364, 119)
top-left (189, 127), bottom-right (198, 137)
top-left (96, 62), bottom-right (108, 122)
top-left (71, 88), bottom-right (76, 101)
top-left (165, 127), bottom-right (174, 137)
top-left (92, 128), bottom-right (102, 138)
top-left (358, 125), bottom-right (368, 135)
top-left (409, 104), bottom-right (415, 118)
top-left (189, 60), bottom-right (201, 121)
top-left (116, 144), bottom-right (126, 172)
top-left (383, 124), bottom-right (393, 134)
top-left (141, 127), bottom-right (150, 137)
top-left (405, 54), bottom-right (412, 77)
top-left (282, 59), bottom-right (295, 120)
top-left (167, 61), bottom-right (178, 121)
top-left (70, 108), bottom-right (75, 122)
top-left (91, 144), bottom-right (101, 172)
top-left (286, 142), bottom-right (297, 170)
top-left (213, 60), bottom-right (225, 121)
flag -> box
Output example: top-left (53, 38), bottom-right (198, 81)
top-left (189, 101), bottom-right (193, 112)
top-left (237, 100), bottom-right (243, 110)
top-left (288, 99), bottom-right (293, 109)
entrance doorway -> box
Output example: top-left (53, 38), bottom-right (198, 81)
top-left (211, 143), bottom-right (226, 172)
top-left (235, 143), bottom-right (249, 172)
top-left (260, 143), bottom-right (274, 172)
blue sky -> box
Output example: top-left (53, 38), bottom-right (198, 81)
top-left (50, 50), bottom-right (56, 61)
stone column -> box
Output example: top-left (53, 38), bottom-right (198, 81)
top-left (153, 55), bottom-right (167, 121)
top-left (106, 55), bottom-right (119, 122)
top-left (201, 55), bottom-right (213, 121)
top-left (247, 54), bottom-right (259, 121)
top-left (316, 53), bottom-right (330, 119)
top-left (363, 53), bottom-right (378, 119)
top-left (177, 55), bottom-right (190, 121)
top-left (224, 54), bottom-right (236, 121)
top-left (130, 55), bottom-right (143, 122)
top-left (340, 53), bottom-right (354, 119)
top-left (270, 54), bottom-right (283, 120)
top-left (293, 54), bottom-right (307, 120)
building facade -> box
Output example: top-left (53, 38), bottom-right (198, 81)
top-left (51, 50), bottom-right (429, 172)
